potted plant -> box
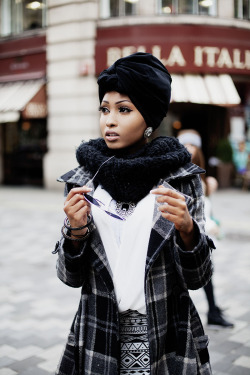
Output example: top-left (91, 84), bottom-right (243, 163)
top-left (216, 138), bottom-right (234, 188)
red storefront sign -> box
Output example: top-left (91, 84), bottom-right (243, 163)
top-left (0, 34), bottom-right (46, 82)
top-left (95, 24), bottom-right (250, 75)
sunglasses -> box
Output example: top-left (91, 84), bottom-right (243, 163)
top-left (83, 156), bottom-right (125, 221)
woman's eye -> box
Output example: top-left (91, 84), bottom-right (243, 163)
top-left (119, 106), bottom-right (132, 113)
top-left (99, 106), bottom-right (109, 113)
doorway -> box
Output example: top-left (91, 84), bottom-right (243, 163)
top-left (2, 119), bottom-right (47, 186)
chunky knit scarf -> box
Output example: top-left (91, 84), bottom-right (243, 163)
top-left (76, 137), bottom-right (191, 204)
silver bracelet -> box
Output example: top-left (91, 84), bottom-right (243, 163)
top-left (64, 214), bottom-right (92, 231)
top-left (61, 225), bottom-right (90, 241)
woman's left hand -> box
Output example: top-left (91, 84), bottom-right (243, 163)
top-left (151, 185), bottom-right (195, 250)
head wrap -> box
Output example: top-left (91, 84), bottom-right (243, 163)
top-left (97, 52), bottom-right (172, 130)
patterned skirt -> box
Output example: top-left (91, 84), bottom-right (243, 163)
top-left (119, 310), bottom-right (150, 375)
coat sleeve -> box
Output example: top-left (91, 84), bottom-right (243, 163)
top-left (52, 181), bottom-right (94, 288)
top-left (172, 174), bottom-right (215, 290)
top-left (53, 235), bottom-right (91, 288)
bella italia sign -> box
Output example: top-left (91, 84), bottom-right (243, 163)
top-left (106, 45), bottom-right (250, 71)
top-left (107, 45), bottom-right (250, 70)
top-left (95, 24), bottom-right (250, 75)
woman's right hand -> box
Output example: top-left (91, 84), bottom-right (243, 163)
top-left (64, 186), bottom-right (92, 237)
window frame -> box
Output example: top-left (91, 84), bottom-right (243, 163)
top-left (0, 0), bottom-right (47, 37)
top-left (99, 0), bottom-right (139, 19)
top-left (158, 0), bottom-right (218, 16)
top-left (234, 0), bottom-right (250, 19)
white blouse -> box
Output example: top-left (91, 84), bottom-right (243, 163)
top-left (92, 185), bottom-right (155, 314)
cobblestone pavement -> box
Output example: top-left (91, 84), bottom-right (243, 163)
top-left (0, 186), bottom-right (250, 375)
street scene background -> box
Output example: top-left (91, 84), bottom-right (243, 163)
top-left (0, 186), bottom-right (250, 375)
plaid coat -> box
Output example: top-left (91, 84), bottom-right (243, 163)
top-left (54, 162), bottom-right (215, 375)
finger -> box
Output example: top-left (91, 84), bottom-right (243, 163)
top-left (160, 211), bottom-right (178, 222)
top-left (158, 203), bottom-right (186, 220)
top-left (65, 202), bottom-right (90, 223)
top-left (68, 205), bottom-right (89, 223)
top-left (159, 203), bottom-right (176, 214)
top-left (65, 186), bottom-right (92, 202)
top-left (64, 196), bottom-right (90, 219)
top-left (65, 192), bottom-right (90, 208)
top-left (64, 194), bottom-right (83, 211)
top-left (156, 195), bottom-right (186, 207)
top-left (65, 198), bottom-right (88, 215)
top-left (151, 186), bottom-right (184, 200)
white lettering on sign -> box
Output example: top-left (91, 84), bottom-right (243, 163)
top-left (10, 62), bottom-right (30, 71)
top-left (165, 46), bottom-right (186, 66)
top-left (107, 45), bottom-right (186, 67)
top-left (246, 50), bottom-right (250, 69)
top-left (194, 46), bottom-right (220, 67)
top-left (106, 45), bottom-right (250, 71)
top-left (24, 103), bottom-right (47, 118)
top-left (194, 46), bottom-right (250, 69)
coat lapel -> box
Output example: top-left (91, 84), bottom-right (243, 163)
top-left (146, 180), bottom-right (177, 275)
top-left (58, 167), bottom-right (115, 294)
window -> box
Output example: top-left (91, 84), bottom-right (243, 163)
top-left (100, 0), bottom-right (138, 19)
top-left (234, 0), bottom-right (250, 19)
top-left (0, 0), bottom-right (47, 37)
top-left (159, 0), bottom-right (217, 16)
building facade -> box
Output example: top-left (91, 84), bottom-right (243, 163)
top-left (0, 0), bottom-right (250, 188)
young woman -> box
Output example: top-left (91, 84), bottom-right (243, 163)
top-left (178, 129), bottom-right (234, 329)
top-left (53, 53), bottom-right (215, 375)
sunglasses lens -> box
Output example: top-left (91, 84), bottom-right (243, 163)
top-left (84, 194), bottom-right (102, 207)
top-left (84, 193), bottom-right (125, 221)
top-left (104, 210), bottom-right (125, 220)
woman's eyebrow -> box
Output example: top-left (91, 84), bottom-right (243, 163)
top-left (116, 100), bottom-right (131, 104)
top-left (101, 100), bottom-right (132, 104)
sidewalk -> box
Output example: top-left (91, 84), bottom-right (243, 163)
top-left (0, 186), bottom-right (250, 375)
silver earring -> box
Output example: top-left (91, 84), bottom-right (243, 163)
top-left (144, 127), bottom-right (153, 138)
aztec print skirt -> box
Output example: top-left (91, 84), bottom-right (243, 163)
top-left (119, 310), bottom-right (150, 375)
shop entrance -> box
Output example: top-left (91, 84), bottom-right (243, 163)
top-left (160, 103), bottom-right (229, 175)
top-left (2, 119), bottom-right (47, 186)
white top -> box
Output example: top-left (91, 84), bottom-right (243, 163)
top-left (92, 185), bottom-right (155, 314)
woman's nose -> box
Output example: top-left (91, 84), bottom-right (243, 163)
top-left (106, 112), bottom-right (118, 127)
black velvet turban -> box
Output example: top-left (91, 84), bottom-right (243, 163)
top-left (97, 52), bottom-right (172, 130)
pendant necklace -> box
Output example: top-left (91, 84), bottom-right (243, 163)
top-left (115, 201), bottom-right (137, 218)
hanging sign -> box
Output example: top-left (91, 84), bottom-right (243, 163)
top-left (95, 24), bottom-right (250, 75)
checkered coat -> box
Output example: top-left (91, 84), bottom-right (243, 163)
top-left (54, 162), bottom-right (215, 375)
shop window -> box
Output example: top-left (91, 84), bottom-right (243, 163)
top-left (100, 0), bottom-right (138, 18)
top-left (0, 0), bottom-right (47, 37)
top-left (159, 0), bottom-right (217, 16)
top-left (2, 119), bottom-right (47, 186)
top-left (234, 0), bottom-right (250, 19)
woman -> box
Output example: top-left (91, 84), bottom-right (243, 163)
top-left (178, 129), bottom-right (234, 329)
top-left (53, 53), bottom-right (215, 375)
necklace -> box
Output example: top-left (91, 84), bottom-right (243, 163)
top-left (115, 201), bottom-right (137, 218)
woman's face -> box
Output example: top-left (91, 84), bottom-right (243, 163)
top-left (184, 143), bottom-right (196, 156)
top-left (99, 91), bottom-right (147, 153)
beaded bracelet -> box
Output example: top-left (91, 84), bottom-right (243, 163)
top-left (64, 214), bottom-right (93, 231)
top-left (61, 225), bottom-right (90, 241)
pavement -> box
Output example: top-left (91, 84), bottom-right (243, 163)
top-left (0, 186), bottom-right (250, 375)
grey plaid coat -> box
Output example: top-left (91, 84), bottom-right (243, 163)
top-left (54, 162), bottom-right (215, 375)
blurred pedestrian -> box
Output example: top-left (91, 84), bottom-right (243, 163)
top-left (53, 53), bottom-right (214, 375)
top-left (232, 140), bottom-right (249, 175)
top-left (178, 129), bottom-right (234, 329)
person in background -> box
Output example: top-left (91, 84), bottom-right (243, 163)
top-left (53, 53), bottom-right (215, 375)
top-left (178, 129), bottom-right (234, 329)
top-left (232, 140), bottom-right (249, 175)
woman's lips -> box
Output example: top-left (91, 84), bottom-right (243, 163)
top-left (105, 132), bottom-right (119, 141)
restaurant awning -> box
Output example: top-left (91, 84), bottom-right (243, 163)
top-left (0, 79), bottom-right (46, 123)
top-left (171, 74), bottom-right (241, 106)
